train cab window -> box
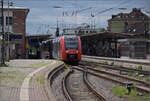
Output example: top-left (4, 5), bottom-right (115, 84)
top-left (64, 36), bottom-right (78, 50)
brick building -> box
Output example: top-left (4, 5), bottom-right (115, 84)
top-left (0, 6), bottom-right (29, 59)
top-left (108, 8), bottom-right (150, 34)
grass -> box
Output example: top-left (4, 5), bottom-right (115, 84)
top-left (36, 76), bottom-right (45, 84)
top-left (103, 61), bottom-right (108, 65)
top-left (129, 93), bottom-right (150, 101)
top-left (28, 62), bottom-right (50, 68)
top-left (127, 72), bottom-right (132, 76)
top-left (111, 85), bottom-right (128, 98)
top-left (110, 61), bottom-right (114, 66)
top-left (64, 63), bottom-right (70, 72)
top-left (144, 94), bottom-right (150, 101)
top-left (133, 74), bottom-right (143, 80)
top-left (127, 72), bottom-right (143, 80)
top-left (30, 77), bottom-right (33, 83)
top-left (96, 65), bottom-right (102, 70)
top-left (129, 87), bottom-right (137, 97)
top-left (136, 65), bottom-right (143, 70)
top-left (5, 58), bottom-right (9, 62)
top-left (111, 85), bottom-right (137, 98)
top-left (0, 71), bottom-right (18, 82)
top-left (112, 85), bottom-right (150, 100)
top-left (0, 73), bottom-right (5, 81)
top-left (56, 58), bottom-right (62, 61)
top-left (145, 77), bottom-right (150, 82)
top-left (0, 70), bottom-right (28, 85)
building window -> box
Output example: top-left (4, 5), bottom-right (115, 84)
top-left (0, 17), bottom-right (4, 25)
top-left (6, 17), bottom-right (13, 25)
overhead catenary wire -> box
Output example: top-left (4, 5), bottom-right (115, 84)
top-left (84, 0), bottom-right (132, 23)
top-left (7, 0), bottom-right (150, 35)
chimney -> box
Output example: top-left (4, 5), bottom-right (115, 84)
top-left (112, 15), bottom-right (116, 19)
top-left (120, 13), bottom-right (123, 18)
top-left (137, 9), bottom-right (141, 12)
top-left (132, 8), bottom-right (140, 12)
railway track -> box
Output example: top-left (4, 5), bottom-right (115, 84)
top-left (48, 64), bottom-right (106, 101)
top-left (80, 65), bottom-right (150, 87)
top-left (83, 69), bottom-right (106, 101)
top-left (49, 64), bottom-right (65, 86)
top-left (48, 62), bottom-right (149, 101)
top-left (81, 61), bottom-right (150, 75)
top-left (74, 66), bottom-right (150, 93)
top-left (62, 70), bottom-right (73, 101)
top-left (65, 66), bottom-right (105, 101)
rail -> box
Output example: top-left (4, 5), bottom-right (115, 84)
top-left (83, 69), bottom-right (107, 101)
top-left (81, 61), bottom-right (150, 75)
top-left (81, 65), bottom-right (150, 87)
top-left (74, 66), bottom-right (150, 93)
top-left (62, 70), bottom-right (74, 101)
top-left (49, 64), bottom-right (65, 86)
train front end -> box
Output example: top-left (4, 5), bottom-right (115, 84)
top-left (61, 35), bottom-right (81, 62)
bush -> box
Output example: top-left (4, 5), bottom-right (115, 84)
top-left (136, 65), bottom-right (143, 70)
top-left (130, 87), bottom-right (137, 97)
top-left (111, 85), bottom-right (128, 98)
top-left (112, 85), bottom-right (138, 98)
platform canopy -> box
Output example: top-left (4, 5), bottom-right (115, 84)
top-left (80, 32), bottom-right (150, 40)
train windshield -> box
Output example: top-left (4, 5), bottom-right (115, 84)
top-left (64, 36), bottom-right (79, 50)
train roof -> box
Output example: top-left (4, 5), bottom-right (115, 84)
top-left (41, 34), bottom-right (79, 44)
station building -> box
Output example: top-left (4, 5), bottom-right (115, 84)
top-left (108, 8), bottom-right (150, 34)
top-left (63, 27), bottom-right (101, 35)
top-left (0, 6), bottom-right (29, 59)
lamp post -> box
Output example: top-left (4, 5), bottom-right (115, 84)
top-left (1, 0), bottom-right (5, 65)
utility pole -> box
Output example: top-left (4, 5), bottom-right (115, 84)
top-left (56, 19), bottom-right (59, 37)
top-left (7, 0), bottom-right (12, 62)
top-left (7, 0), bottom-right (10, 61)
top-left (1, 0), bottom-right (5, 65)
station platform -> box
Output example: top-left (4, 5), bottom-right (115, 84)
top-left (0, 59), bottom-right (62, 101)
top-left (82, 55), bottom-right (150, 71)
top-left (83, 55), bottom-right (150, 65)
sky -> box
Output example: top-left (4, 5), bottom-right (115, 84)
top-left (5, 0), bottom-right (150, 35)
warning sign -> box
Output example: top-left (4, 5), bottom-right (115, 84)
top-left (25, 44), bottom-right (29, 48)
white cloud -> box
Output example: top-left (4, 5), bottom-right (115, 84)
top-left (27, 15), bottom-right (58, 24)
top-left (63, 15), bottom-right (89, 24)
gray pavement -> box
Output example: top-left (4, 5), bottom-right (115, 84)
top-left (0, 59), bottom-right (61, 101)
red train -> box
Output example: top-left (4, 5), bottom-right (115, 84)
top-left (52, 35), bottom-right (82, 62)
